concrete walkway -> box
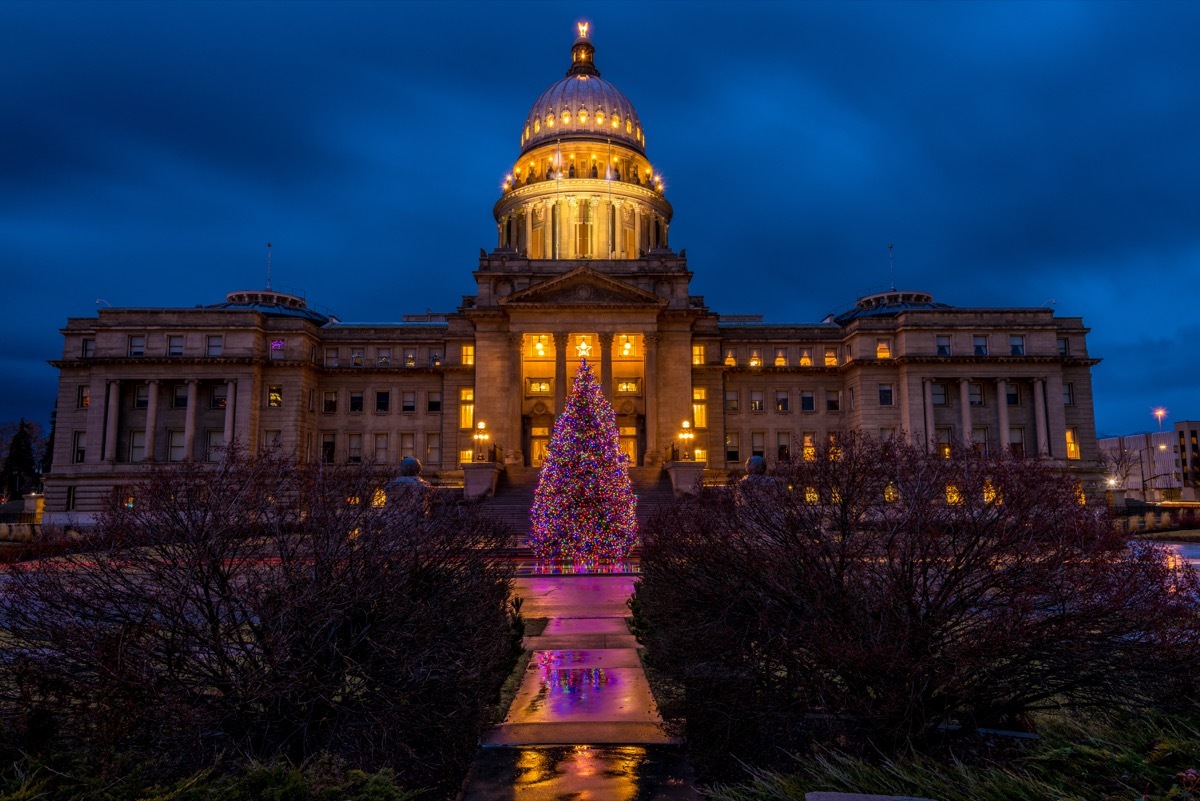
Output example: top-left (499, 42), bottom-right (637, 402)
top-left (461, 574), bottom-right (696, 800)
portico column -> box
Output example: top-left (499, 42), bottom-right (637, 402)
top-left (183, 379), bottom-right (198, 461)
top-left (643, 333), bottom-right (659, 463)
top-left (103, 380), bottom-right (121, 462)
top-left (553, 332), bottom-right (569, 416)
top-left (564, 198), bottom-right (576, 259)
top-left (1033, 378), bottom-right (1049, 457)
top-left (958, 378), bottom-right (973, 445)
top-left (223, 379), bottom-right (237, 446)
top-left (995, 379), bottom-right (1010, 454)
top-left (634, 204), bottom-right (642, 256)
top-left (612, 200), bottom-right (623, 258)
top-left (144, 380), bottom-right (160, 461)
top-left (598, 333), bottom-right (614, 399)
top-left (922, 378), bottom-right (936, 450)
top-left (523, 205), bottom-right (532, 256)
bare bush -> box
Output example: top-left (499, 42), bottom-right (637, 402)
top-left (633, 433), bottom-right (1200, 775)
top-left (0, 447), bottom-right (520, 790)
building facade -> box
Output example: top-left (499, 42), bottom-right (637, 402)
top-left (43, 26), bottom-right (1104, 525)
top-left (1100, 421), bottom-right (1200, 502)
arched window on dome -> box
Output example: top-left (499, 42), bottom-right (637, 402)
top-left (612, 114), bottom-right (620, 129)
top-left (525, 125), bottom-right (530, 139)
top-left (546, 113), bottom-right (554, 129)
top-left (579, 109), bottom-right (588, 124)
top-left (596, 111), bottom-right (605, 125)
top-left (534, 119), bottom-right (540, 133)
top-left (562, 110), bottom-right (571, 124)
top-left (626, 120), bottom-right (632, 134)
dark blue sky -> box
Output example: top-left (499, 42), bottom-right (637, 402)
top-left (3, 1), bottom-right (1197, 436)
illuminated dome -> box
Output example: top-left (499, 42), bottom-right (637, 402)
top-left (519, 23), bottom-right (645, 157)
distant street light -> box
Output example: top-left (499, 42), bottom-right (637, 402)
top-left (1154, 407), bottom-right (1168, 432)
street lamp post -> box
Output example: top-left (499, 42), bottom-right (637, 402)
top-left (677, 420), bottom-right (694, 461)
top-left (473, 421), bottom-right (490, 462)
top-left (1154, 407), bottom-right (1168, 433)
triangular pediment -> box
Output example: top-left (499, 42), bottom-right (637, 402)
top-left (500, 267), bottom-right (667, 308)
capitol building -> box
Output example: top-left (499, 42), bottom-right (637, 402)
top-left (43, 25), bottom-right (1103, 524)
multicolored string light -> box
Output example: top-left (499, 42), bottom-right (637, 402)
top-left (529, 359), bottom-right (638, 559)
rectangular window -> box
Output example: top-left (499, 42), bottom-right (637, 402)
top-left (527, 379), bottom-right (552, 395)
top-left (848, 388), bottom-right (855, 411)
top-left (936, 335), bottom-right (952, 357)
top-left (428, 391), bottom-right (442, 412)
top-left (324, 348), bottom-right (339, 368)
top-left (799, 347), bottom-right (813, 367)
top-left (826, 390), bottom-right (841, 412)
top-left (1063, 383), bottom-right (1075, 406)
top-left (800, 390), bottom-right (815, 412)
top-left (135, 384), bottom-right (150, 409)
top-left (268, 385), bottom-right (283, 408)
top-left (1009, 335), bottom-right (1025, 356)
top-left (401, 433), bottom-right (415, 460)
top-left (750, 390), bottom-right (765, 412)
top-left (460, 448), bottom-right (475, 466)
top-left (616, 379), bottom-right (640, 394)
top-left (77, 385), bottom-right (90, 408)
top-left (774, 348), bottom-right (788, 367)
top-left (725, 390), bottom-right (739, 412)
top-left (81, 338), bottom-right (95, 358)
top-left (775, 390), bottom-right (789, 412)
top-left (1066, 428), bottom-right (1081, 460)
top-left (692, 387), bottom-right (708, 428)
top-left (751, 431), bottom-right (765, 458)
top-left (347, 433), bottom-right (363, 463)
top-left (377, 348), bottom-right (391, 367)
top-left (269, 338), bottom-right (286, 360)
top-left (1006, 383), bottom-right (1020, 406)
top-left (206, 335), bottom-right (223, 357)
top-left (263, 430), bottom-right (282, 450)
top-left (824, 347), bottom-right (838, 367)
top-left (349, 391), bottom-right (364, 413)
top-left (66, 486), bottom-right (77, 511)
top-left (460, 387), bottom-right (475, 429)
top-left (429, 351), bottom-right (442, 367)
top-left (749, 349), bottom-right (763, 367)
top-left (878, 383), bottom-right (893, 406)
top-left (307, 389), bottom-right (314, 412)
top-left (321, 432), bottom-right (336, 463)
top-left (725, 432), bottom-right (740, 463)
top-left (969, 383), bottom-right (983, 406)
top-left (875, 339), bottom-right (892, 359)
top-left (692, 345), bottom-right (706, 365)
top-left (880, 427), bottom-right (896, 441)
top-left (723, 349), bottom-right (737, 366)
top-left (461, 345), bottom-right (475, 366)
top-left (404, 349), bottom-right (417, 368)
top-left (128, 335), bottom-right (145, 357)
top-left (931, 383), bottom-right (947, 406)
top-left (375, 390), bottom-right (390, 413)
top-left (323, 391), bottom-right (337, 413)
top-left (426, 433), bottom-right (441, 465)
top-left (173, 384), bottom-right (189, 408)
top-left (168, 430), bottom-right (186, 462)
top-left (776, 432), bottom-right (791, 461)
top-left (402, 391), bottom-right (416, 413)
top-left (973, 335), bottom-right (988, 356)
top-left (802, 432), bottom-right (816, 461)
top-left (167, 335), bottom-right (184, 357)
top-left (936, 427), bottom-right (953, 458)
top-left (72, 431), bottom-right (86, 464)
top-left (1009, 427), bottom-right (1025, 457)
top-left (351, 348), bottom-right (365, 367)
top-left (1057, 337), bottom-right (1070, 356)
top-left (972, 427), bottom-right (988, 455)
top-left (206, 430), bottom-right (223, 462)
top-left (374, 433), bottom-right (389, 462)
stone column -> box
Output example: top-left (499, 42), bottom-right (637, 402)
top-left (564, 197), bottom-right (576, 259)
top-left (103, 380), bottom-right (121, 462)
top-left (643, 332), bottom-right (659, 463)
top-left (598, 333), bottom-right (614, 399)
top-left (183, 379), bottom-right (198, 461)
top-left (922, 378), bottom-right (936, 449)
top-left (223, 379), bottom-right (237, 446)
top-left (662, 222), bottom-right (669, 249)
top-left (1033, 378), bottom-right (1049, 457)
top-left (959, 378), bottom-right (973, 445)
top-left (995, 379), bottom-right (1010, 454)
top-left (612, 200), bottom-right (623, 258)
top-left (649, 212), bottom-right (658, 250)
top-left (523, 205), bottom-right (532, 255)
top-left (634, 204), bottom-right (642, 256)
top-left (589, 197), bottom-right (600, 258)
top-left (144, 380), bottom-right (160, 461)
top-left (554, 332), bottom-right (569, 415)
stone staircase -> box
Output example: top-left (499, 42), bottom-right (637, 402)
top-left (481, 465), bottom-right (676, 553)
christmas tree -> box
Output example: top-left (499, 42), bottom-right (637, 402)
top-left (529, 359), bottom-right (638, 560)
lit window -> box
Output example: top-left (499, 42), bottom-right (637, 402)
top-left (775, 390), bottom-right (789, 412)
top-left (349, 391), bottom-right (364, 413)
top-left (724, 350), bottom-right (736, 366)
top-left (612, 114), bottom-right (620, 128)
top-left (800, 390), bottom-right (815, 412)
top-left (983, 480), bottom-right (1001, 504)
top-left (377, 348), bottom-right (391, 367)
top-left (616, 380), bottom-right (640, 394)
top-left (802, 432), bottom-right (816, 461)
top-left (884, 483), bottom-right (899, 503)
top-left (749, 349), bottom-right (762, 368)
top-left (937, 427), bottom-right (952, 458)
top-left (750, 390), bottom-right (765, 412)
top-left (462, 345), bottom-right (475, 365)
top-left (372, 488), bottom-right (387, 508)
top-left (931, 383), bottom-right (947, 406)
top-left (1066, 428), bottom-right (1081, 460)
top-left (128, 335), bottom-right (145, 357)
top-left (206, 335), bottom-right (223, 357)
top-left (692, 388), bottom-right (707, 429)
top-left (375, 391), bottom-right (390, 413)
top-left (936, 335), bottom-right (952, 356)
top-left (692, 345), bottom-right (705, 365)
top-left (945, 484), bottom-right (963, 505)
top-left (1009, 335), bottom-right (1025, 356)
top-left (969, 383), bottom-right (983, 406)
top-left (562, 110), bottom-right (571, 124)
top-left (824, 347), bottom-right (838, 367)
top-left (323, 391), bottom-right (337, 414)
top-left (799, 348), bottom-right (813, 367)
top-left (404, 349), bottom-right (417, 368)
top-left (77, 385), bottom-right (90, 409)
top-left (167, 335), bottom-right (184, 357)
top-left (973, 335), bottom-right (988, 356)
top-left (268, 385), bottom-right (283, 408)
top-left (579, 109), bottom-right (588, 123)
top-left (429, 352), bottom-right (441, 367)
top-left (875, 339), bottom-right (892, 359)
top-left (460, 387), bottom-right (475, 429)
top-left (351, 348), bottom-right (364, 367)
top-left (1063, 383), bottom-right (1074, 406)
top-left (527, 379), bottom-right (552, 395)
top-left (774, 348), bottom-right (787, 367)
top-left (804, 486), bottom-right (819, 504)
top-left (878, 384), bottom-right (893, 406)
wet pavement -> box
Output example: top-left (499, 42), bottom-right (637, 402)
top-left (462, 745), bottom-right (697, 801)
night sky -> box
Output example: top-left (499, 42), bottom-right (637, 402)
top-left (3, 1), bottom-right (1197, 437)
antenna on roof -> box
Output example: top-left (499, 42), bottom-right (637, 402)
top-left (266, 242), bottom-right (273, 290)
top-left (887, 243), bottom-right (895, 291)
